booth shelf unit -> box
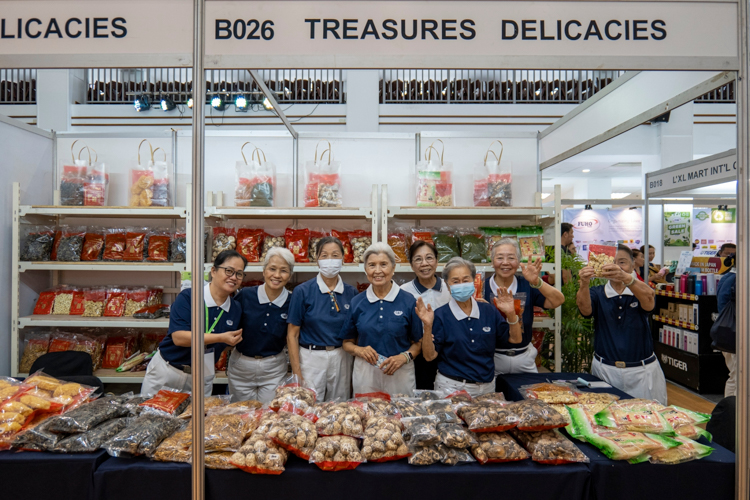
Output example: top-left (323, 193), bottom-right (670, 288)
top-left (382, 184), bottom-right (564, 371)
top-left (10, 369), bottom-right (228, 385)
top-left (204, 263), bottom-right (370, 274)
top-left (11, 182), bottom-right (190, 381)
top-left (650, 293), bottom-right (727, 393)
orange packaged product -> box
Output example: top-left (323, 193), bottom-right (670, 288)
top-left (147, 230), bottom-right (171, 262)
top-left (285, 227), bottom-right (310, 263)
top-left (124, 228), bottom-right (147, 262)
top-left (81, 229), bottom-right (105, 261)
top-left (103, 230), bottom-right (127, 261)
top-left (388, 233), bottom-right (408, 263)
top-left (104, 288), bottom-right (127, 317)
top-left (236, 228), bottom-right (264, 263)
top-left (330, 229), bottom-right (353, 263)
top-left (139, 389), bottom-right (191, 417)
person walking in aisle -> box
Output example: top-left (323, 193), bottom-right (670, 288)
top-left (287, 236), bottom-right (357, 401)
top-left (484, 238), bottom-right (564, 374)
top-left (228, 247), bottom-right (295, 404)
top-left (141, 250), bottom-right (246, 396)
top-left (577, 244), bottom-right (667, 404)
top-left (400, 240), bottom-right (452, 389)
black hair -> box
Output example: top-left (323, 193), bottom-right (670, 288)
top-left (316, 236), bottom-right (345, 258)
top-left (408, 240), bottom-right (438, 263)
top-left (719, 243), bottom-right (736, 254)
top-left (639, 244), bottom-right (655, 253)
top-left (632, 248), bottom-right (643, 258)
top-left (561, 222), bottom-right (573, 235)
top-left (617, 244), bottom-right (634, 260)
top-left (213, 249), bottom-right (247, 270)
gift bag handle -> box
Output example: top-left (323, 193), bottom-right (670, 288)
top-left (314, 140), bottom-right (333, 165)
top-left (138, 139), bottom-right (154, 165)
top-left (427, 139), bottom-right (445, 165)
top-left (484, 140), bottom-right (504, 167)
top-left (78, 146), bottom-right (97, 165)
top-left (152, 147), bottom-right (167, 162)
top-left (424, 145), bottom-right (443, 166)
top-left (252, 147), bottom-right (267, 164)
top-left (240, 141), bottom-right (257, 165)
top-left (484, 150), bottom-right (499, 167)
top-left (70, 139), bottom-right (87, 162)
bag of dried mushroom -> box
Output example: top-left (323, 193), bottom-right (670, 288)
top-left (178, 395), bottom-right (231, 420)
top-left (521, 382), bottom-right (579, 404)
top-left (267, 412), bottom-right (318, 460)
top-left (510, 428), bottom-right (589, 465)
top-left (269, 375), bottom-right (317, 417)
top-left (457, 400), bottom-right (519, 433)
top-left (315, 401), bottom-right (366, 438)
top-left (439, 444), bottom-right (476, 465)
top-left (470, 431), bottom-right (530, 464)
top-left (361, 416), bottom-right (410, 462)
top-left (309, 435), bottom-right (365, 471)
top-left (353, 392), bottom-right (401, 420)
top-left (204, 405), bottom-right (261, 453)
top-left (511, 400), bottom-right (569, 432)
top-left (230, 411), bottom-right (289, 475)
top-left (437, 422), bottom-right (477, 449)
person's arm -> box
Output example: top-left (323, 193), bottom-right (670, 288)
top-left (493, 288), bottom-right (522, 344)
top-left (172, 330), bottom-right (242, 347)
top-left (287, 324), bottom-right (302, 376)
top-left (601, 264), bottom-right (655, 312)
top-left (521, 257), bottom-right (565, 309)
top-left (577, 266), bottom-right (597, 317)
top-left (415, 297), bottom-right (437, 361)
top-left (382, 302), bottom-right (425, 375)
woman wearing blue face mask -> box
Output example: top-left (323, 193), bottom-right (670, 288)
top-left (287, 236), bottom-right (357, 402)
top-left (416, 257), bottom-right (522, 397)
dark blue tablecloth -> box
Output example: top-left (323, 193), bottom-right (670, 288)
top-left (498, 372), bottom-right (736, 500)
top-left (0, 449), bottom-right (108, 500)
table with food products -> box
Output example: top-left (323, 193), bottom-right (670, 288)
top-left (0, 371), bottom-right (735, 500)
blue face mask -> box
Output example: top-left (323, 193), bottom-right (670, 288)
top-left (450, 282), bottom-right (476, 302)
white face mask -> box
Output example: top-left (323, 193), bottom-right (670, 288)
top-left (318, 259), bottom-right (343, 278)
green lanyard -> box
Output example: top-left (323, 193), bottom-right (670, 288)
top-left (206, 304), bottom-right (225, 334)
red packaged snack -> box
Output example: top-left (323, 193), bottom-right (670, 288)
top-left (49, 332), bottom-right (78, 353)
top-left (236, 228), bottom-right (264, 263)
top-left (474, 271), bottom-right (485, 300)
top-left (410, 228), bottom-right (435, 247)
top-left (69, 289), bottom-right (85, 316)
top-left (388, 233), bottom-right (408, 263)
top-left (104, 288), bottom-right (127, 317)
top-left (147, 231), bottom-right (171, 262)
top-left (103, 231), bottom-right (126, 261)
top-left (285, 227), bottom-right (310, 263)
top-left (81, 230), bottom-right (105, 261)
top-left (124, 229), bottom-right (147, 262)
top-left (50, 228), bottom-right (64, 261)
top-left (588, 244), bottom-right (618, 278)
top-left (330, 229), bottom-right (353, 263)
top-left (139, 389), bottom-right (191, 416)
top-left (102, 332), bottom-right (139, 369)
top-left (33, 289), bottom-right (57, 315)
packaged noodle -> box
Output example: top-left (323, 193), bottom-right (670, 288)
top-left (595, 399), bottom-right (674, 434)
top-left (103, 413), bottom-right (185, 457)
top-left (315, 401), bottom-right (366, 438)
top-left (469, 431), bottom-right (530, 464)
top-left (458, 401), bottom-right (519, 433)
top-left (574, 391), bottom-right (620, 415)
top-left (510, 428), bottom-right (589, 464)
top-left (588, 244), bottom-right (618, 277)
top-left (230, 412), bottom-right (289, 475)
top-left (139, 389), bottom-right (191, 417)
top-left (361, 416), bottom-right (410, 462)
top-left (629, 435), bottom-right (714, 465)
top-left (267, 412), bottom-right (318, 460)
top-left (309, 435), bottom-right (365, 471)
top-left (521, 382), bottom-right (579, 404)
top-left (512, 400), bottom-right (569, 432)
top-left (55, 417), bottom-right (132, 453)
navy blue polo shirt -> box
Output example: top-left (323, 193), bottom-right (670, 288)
top-left (717, 272), bottom-right (736, 312)
top-left (159, 285), bottom-right (242, 367)
top-left (341, 283), bottom-right (423, 357)
top-left (287, 275), bottom-right (357, 347)
top-left (583, 283), bottom-right (654, 363)
top-left (432, 299), bottom-right (511, 383)
top-left (235, 285), bottom-right (291, 357)
top-left (484, 275), bottom-right (547, 349)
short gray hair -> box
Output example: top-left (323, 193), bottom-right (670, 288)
top-left (491, 237), bottom-right (522, 261)
top-left (363, 242), bottom-right (396, 268)
top-left (442, 257), bottom-right (476, 280)
top-left (264, 247), bottom-right (295, 273)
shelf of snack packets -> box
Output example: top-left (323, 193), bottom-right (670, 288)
top-left (30, 285), bottom-right (167, 320)
top-left (0, 374), bottom-right (716, 471)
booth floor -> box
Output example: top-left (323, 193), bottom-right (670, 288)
top-left (0, 373), bottom-right (735, 500)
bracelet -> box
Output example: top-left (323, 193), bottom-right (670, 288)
top-left (625, 274), bottom-right (636, 287)
top-left (506, 315), bottom-right (520, 325)
top-left (402, 352), bottom-right (411, 364)
top-left (529, 277), bottom-right (543, 289)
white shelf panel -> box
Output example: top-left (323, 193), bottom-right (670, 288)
top-left (16, 370), bottom-right (229, 384)
top-left (19, 262), bottom-right (186, 272)
top-left (387, 206), bottom-right (554, 220)
top-left (19, 316), bottom-right (169, 328)
top-left (205, 263), bottom-right (366, 274)
top-left (206, 206), bottom-right (373, 219)
top-left (533, 317), bottom-right (555, 329)
top-left (20, 206), bottom-right (186, 218)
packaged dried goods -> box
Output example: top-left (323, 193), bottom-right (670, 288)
top-left (171, 231), bottom-right (187, 262)
top-left (595, 399), bottom-right (674, 434)
top-left (20, 226), bottom-right (54, 261)
top-left (73, 333), bottom-right (105, 370)
top-left (51, 228), bottom-right (64, 261)
top-left (348, 230), bottom-right (372, 264)
top-left (517, 227), bottom-right (545, 263)
top-left (230, 413), bottom-right (288, 474)
top-left (473, 392), bottom-right (506, 403)
top-left (309, 435), bottom-right (365, 471)
top-left (51, 286), bottom-right (77, 315)
top-left (104, 288), bottom-right (128, 317)
top-left (103, 230), bottom-right (127, 261)
top-left (269, 376), bottom-right (317, 416)
top-left (482, 227), bottom-right (504, 260)
top-left (102, 332), bottom-right (139, 369)
top-left (574, 391), bottom-right (620, 415)
top-left (457, 401), bottom-right (519, 433)
top-left (19, 333), bottom-right (50, 373)
top-left (473, 141), bottom-right (511, 207)
top-left (445, 390), bottom-right (472, 404)
top-left (394, 398), bottom-right (428, 418)
top-left (84, 165), bottom-right (109, 206)
top-left (33, 289), bottom-right (57, 315)
top-left (521, 382), bottom-right (579, 404)
top-left (629, 435), bottom-right (714, 465)
top-left (410, 228), bottom-right (435, 247)
top-left (308, 230), bottom-right (329, 262)
top-left (407, 444), bottom-right (442, 465)
top-left (261, 232), bottom-right (286, 261)
top-left (285, 227), bottom-right (310, 263)
top-left (588, 244), bottom-right (618, 277)
top-left (151, 427), bottom-right (192, 462)
top-left (124, 229), bottom-right (147, 262)
top-left (304, 141), bottom-right (342, 207)
top-left (178, 395), bottom-right (230, 420)
top-left (139, 389), bottom-right (191, 417)
top-left (268, 412), bottom-right (318, 459)
top-left (56, 227), bottom-right (86, 262)
top-left (212, 226), bottom-right (237, 261)
top-left (510, 428), bottom-right (589, 464)
top-left (204, 406), bottom-right (260, 452)
top-left (11, 415), bottom-right (62, 451)
top-left (55, 416), bottom-right (131, 453)
top-left (354, 393), bottom-right (401, 419)
top-left (140, 331), bottom-right (167, 354)
top-left (423, 399), bottom-right (460, 424)
top-left (235, 144), bottom-right (275, 207)
top-left (203, 451), bottom-right (238, 470)
top-left (433, 229), bottom-right (460, 263)
top-left (658, 405), bottom-right (711, 430)
top-left (60, 143), bottom-right (90, 206)
top-left (387, 232), bottom-right (409, 263)
top-left (103, 413), bottom-right (185, 457)
top-left (133, 304), bottom-right (169, 320)
top-left (48, 331), bottom-right (77, 353)
top-left (402, 416), bottom-right (440, 446)
top-left (512, 400), bottom-right (569, 432)
top-left (361, 416), bottom-right (410, 462)
top-left (470, 431), bottom-right (530, 464)
top-left (440, 444), bottom-right (477, 465)
top-left (315, 401), bottom-right (366, 438)
top-left (48, 397), bottom-right (130, 433)
top-left (81, 229), bottom-right (105, 261)
top-left (437, 422), bottom-right (476, 448)
top-left (124, 287), bottom-right (149, 316)
top-left (331, 229), bottom-right (353, 263)
top-left (458, 231), bottom-right (488, 263)
top-left (129, 141), bottom-right (157, 207)
top-left (150, 148), bottom-right (171, 207)
top-left (416, 141), bottom-right (453, 207)
top-left (236, 227), bottom-right (264, 263)
top-left (146, 230), bottom-right (171, 262)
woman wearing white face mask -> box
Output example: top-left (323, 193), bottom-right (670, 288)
top-left (287, 236), bottom-right (357, 401)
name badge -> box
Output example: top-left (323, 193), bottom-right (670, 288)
top-left (226, 320), bottom-right (234, 326)
top-left (281, 313), bottom-right (288, 319)
top-left (483, 326), bottom-right (492, 332)
top-left (629, 302), bottom-right (639, 308)
top-left (394, 311), bottom-right (403, 316)
top-left (344, 304), bottom-right (350, 310)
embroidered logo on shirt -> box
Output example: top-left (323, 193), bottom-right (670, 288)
top-left (226, 320), bottom-right (234, 326)
top-left (483, 326), bottom-right (491, 332)
top-left (344, 304), bottom-right (350, 310)
top-left (281, 313), bottom-right (288, 319)
top-left (394, 311), bottom-right (404, 316)
top-left (630, 302), bottom-right (639, 308)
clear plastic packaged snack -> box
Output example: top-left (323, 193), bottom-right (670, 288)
top-left (629, 435), bottom-right (714, 465)
top-left (416, 140), bottom-right (453, 207)
top-left (469, 431), bottom-right (530, 464)
top-left (60, 142), bottom-right (91, 206)
top-left (20, 225), bottom-right (54, 261)
top-left (56, 227), bottom-right (86, 262)
top-left (510, 428), bottom-right (589, 464)
top-left (473, 141), bottom-right (512, 207)
top-left (588, 244), bottom-right (618, 277)
top-left (103, 413), bottom-right (185, 457)
top-left (361, 416), bottom-right (410, 462)
top-left (309, 435), bottom-right (365, 471)
top-left (151, 427), bottom-right (192, 462)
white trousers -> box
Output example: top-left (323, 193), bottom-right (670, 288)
top-left (227, 349), bottom-right (289, 404)
top-left (723, 352), bottom-right (737, 398)
top-left (591, 355), bottom-right (668, 405)
top-left (434, 372), bottom-right (496, 398)
top-left (299, 347), bottom-right (352, 402)
top-left (494, 345), bottom-right (539, 375)
top-left (140, 350), bottom-right (215, 397)
top-left (352, 356), bottom-right (416, 396)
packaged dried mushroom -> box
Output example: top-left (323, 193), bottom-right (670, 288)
top-left (20, 226), bottom-right (54, 262)
top-left (354, 393), bottom-right (401, 420)
top-left (587, 244), bottom-right (618, 277)
top-left (267, 412), bottom-right (318, 460)
top-left (261, 232), bottom-right (286, 261)
top-left (402, 415), bottom-right (440, 447)
top-left (269, 375), bottom-right (317, 416)
top-left (361, 416), bottom-right (410, 462)
top-left (348, 231), bottom-right (372, 264)
top-left (55, 417), bottom-right (132, 453)
top-left (394, 398), bottom-right (428, 418)
top-left (47, 397), bottom-right (130, 433)
top-left (510, 428), bottom-right (589, 464)
top-left (304, 143), bottom-right (343, 208)
top-left (309, 435), bottom-right (365, 471)
top-left (211, 226), bottom-right (237, 261)
top-left (437, 422), bottom-right (476, 449)
top-left (512, 400), bottom-right (569, 432)
top-left (407, 444), bottom-right (442, 465)
top-left (204, 406), bottom-right (260, 452)
top-left (315, 401), bottom-right (366, 438)
top-left (230, 412), bottom-right (289, 475)
top-left (423, 399), bottom-right (460, 424)
top-left (439, 444), bottom-right (476, 465)
top-left (470, 431), bottom-right (530, 464)
top-left (457, 401), bottom-right (519, 433)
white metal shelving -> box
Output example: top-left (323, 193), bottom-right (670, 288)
top-left (205, 263), bottom-right (367, 274)
top-left (18, 316), bottom-right (170, 329)
top-left (206, 206), bottom-right (373, 220)
top-left (19, 262), bottom-right (187, 272)
top-left (12, 369), bottom-right (230, 385)
top-left (20, 206), bottom-right (186, 218)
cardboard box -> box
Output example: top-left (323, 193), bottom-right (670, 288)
top-left (693, 303), bottom-right (699, 326)
top-left (660, 309), bottom-right (670, 318)
top-left (668, 302), bottom-right (676, 312)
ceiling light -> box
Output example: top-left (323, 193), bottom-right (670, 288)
top-left (582, 169), bottom-right (590, 173)
top-left (211, 95), bottom-right (227, 111)
top-left (133, 95), bottom-right (150, 112)
top-left (610, 192), bottom-right (631, 199)
top-left (235, 95), bottom-right (249, 112)
top-left (187, 97), bottom-right (194, 108)
top-left (262, 97), bottom-right (274, 110)
top-left (160, 96), bottom-right (175, 111)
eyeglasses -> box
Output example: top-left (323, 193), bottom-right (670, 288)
top-left (217, 266), bottom-right (245, 280)
top-left (412, 256), bottom-right (437, 265)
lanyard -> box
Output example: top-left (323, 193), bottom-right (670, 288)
top-left (206, 304), bottom-right (225, 334)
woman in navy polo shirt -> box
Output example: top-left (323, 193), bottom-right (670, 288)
top-left (419, 257), bottom-right (522, 397)
top-left (343, 243), bottom-right (423, 395)
top-left (400, 241), bottom-right (452, 390)
top-left (484, 238), bottom-right (564, 375)
top-left (141, 250), bottom-right (246, 397)
top-left (287, 236), bottom-right (357, 402)
top-left (577, 245), bottom-right (667, 404)
top-left (228, 247), bottom-right (295, 404)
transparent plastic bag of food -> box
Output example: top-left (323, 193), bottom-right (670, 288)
top-left (512, 400), bottom-right (569, 432)
top-left (470, 431), bottom-right (530, 464)
top-left (103, 413), bottom-right (185, 457)
top-left (361, 415), bottom-right (410, 462)
top-left (309, 435), bottom-right (366, 471)
top-left (267, 412), bottom-right (318, 460)
top-left (204, 405), bottom-right (262, 452)
top-left (138, 388), bottom-right (191, 417)
top-left (305, 141), bottom-right (342, 208)
top-left (457, 400), bottom-right (519, 433)
top-left (315, 400), bottom-right (366, 438)
top-left (20, 225), bottom-right (55, 262)
top-left (416, 141), bottom-right (453, 207)
top-left (629, 435), bottom-right (714, 465)
top-left (510, 428), bottom-right (589, 464)
top-left (269, 374), bottom-right (317, 417)
top-left (595, 399), bottom-right (674, 434)
top-left (401, 415), bottom-right (440, 446)
top-left (473, 141), bottom-right (511, 207)
top-left (521, 382), bottom-right (579, 404)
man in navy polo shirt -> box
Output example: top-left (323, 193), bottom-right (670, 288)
top-left (577, 244), bottom-right (667, 404)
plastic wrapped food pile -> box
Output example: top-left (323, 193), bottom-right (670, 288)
top-left (103, 413), bottom-right (185, 457)
top-left (470, 431), bottom-right (530, 464)
top-left (267, 412), bottom-right (318, 460)
top-left (361, 416), bottom-right (410, 462)
top-left (315, 401), bottom-right (366, 438)
top-left (510, 428), bottom-right (589, 464)
top-left (309, 435), bottom-right (365, 471)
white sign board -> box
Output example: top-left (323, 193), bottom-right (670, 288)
top-left (692, 208), bottom-right (736, 253)
top-left (0, 1), bottom-right (739, 69)
top-left (646, 149), bottom-right (737, 196)
top-left (564, 208), bottom-right (644, 258)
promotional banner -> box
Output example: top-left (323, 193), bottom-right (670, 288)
top-left (692, 208), bottom-right (736, 254)
top-left (564, 208), bottom-right (643, 258)
top-left (607, 208), bottom-right (644, 248)
top-left (663, 211), bottom-right (691, 247)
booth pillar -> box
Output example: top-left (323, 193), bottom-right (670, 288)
top-left (36, 69), bottom-right (86, 132)
top-left (346, 70), bottom-right (380, 133)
